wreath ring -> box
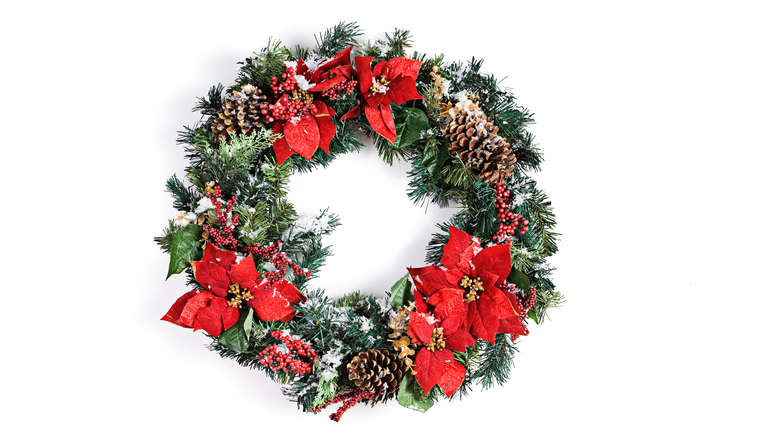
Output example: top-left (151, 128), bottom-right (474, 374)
top-left (156, 23), bottom-right (561, 421)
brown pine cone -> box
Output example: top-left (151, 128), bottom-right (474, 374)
top-left (211, 85), bottom-right (267, 143)
top-left (346, 349), bottom-right (405, 397)
top-left (445, 112), bottom-right (516, 184)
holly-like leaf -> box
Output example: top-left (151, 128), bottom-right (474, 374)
top-left (166, 223), bottom-right (204, 280)
top-left (390, 273), bottom-right (413, 309)
top-left (422, 139), bottom-right (450, 179)
top-left (392, 106), bottom-right (429, 148)
top-left (397, 373), bottom-right (434, 413)
top-left (218, 308), bottom-right (251, 352)
top-left (528, 309), bottom-right (539, 324)
top-left (507, 267), bottom-right (531, 292)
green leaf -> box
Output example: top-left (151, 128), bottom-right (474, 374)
top-left (390, 274), bottom-right (413, 309)
top-left (507, 268), bottom-right (531, 292)
top-left (392, 106), bottom-right (430, 148)
top-left (165, 223), bottom-right (204, 280)
top-left (397, 373), bottom-right (434, 412)
top-left (528, 309), bottom-right (539, 324)
top-left (218, 310), bottom-right (251, 353)
top-left (243, 308), bottom-right (254, 342)
top-left (422, 139), bottom-right (450, 179)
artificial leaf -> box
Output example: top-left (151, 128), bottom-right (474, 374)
top-left (422, 140), bottom-right (450, 179)
top-left (390, 273), bottom-right (413, 309)
top-left (528, 309), bottom-right (539, 324)
top-left (397, 373), bottom-right (434, 413)
top-left (391, 106), bottom-right (429, 148)
top-left (243, 307), bottom-right (254, 342)
top-left (218, 308), bottom-right (251, 352)
top-left (166, 223), bottom-right (204, 280)
top-left (507, 267), bottom-right (531, 292)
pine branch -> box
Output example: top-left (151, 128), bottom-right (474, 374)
top-left (237, 38), bottom-right (291, 90)
top-left (154, 220), bottom-right (181, 254)
top-left (314, 22), bottom-right (362, 57)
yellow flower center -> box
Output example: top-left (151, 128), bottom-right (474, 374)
top-left (460, 275), bottom-right (484, 302)
top-left (227, 283), bottom-right (254, 308)
top-left (369, 74), bottom-right (389, 93)
top-left (291, 89), bottom-right (314, 105)
top-left (425, 328), bottom-right (446, 352)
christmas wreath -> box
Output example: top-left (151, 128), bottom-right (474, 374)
top-left (156, 23), bottom-right (562, 421)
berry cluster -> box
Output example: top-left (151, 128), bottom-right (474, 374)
top-left (256, 330), bottom-right (317, 375)
top-left (241, 241), bottom-right (312, 287)
top-left (311, 388), bottom-right (377, 422)
top-left (260, 68), bottom-right (318, 122)
top-left (203, 186), bottom-right (240, 249)
top-left (321, 79), bottom-right (357, 100)
top-left (492, 181), bottom-right (529, 244)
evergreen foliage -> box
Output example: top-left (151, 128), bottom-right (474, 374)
top-left (158, 22), bottom-right (561, 416)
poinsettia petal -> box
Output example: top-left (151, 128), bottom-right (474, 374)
top-left (437, 355), bottom-right (466, 398)
top-left (440, 315), bottom-right (461, 334)
top-left (364, 104), bottom-right (397, 144)
top-left (441, 226), bottom-right (479, 270)
top-left (161, 290), bottom-right (198, 327)
top-left (407, 311), bottom-right (436, 345)
top-left (296, 58), bottom-right (308, 76)
top-left (199, 243), bottom-right (237, 270)
top-left (283, 114), bottom-right (321, 160)
top-left (444, 328), bottom-right (476, 352)
top-left (221, 305), bottom-right (239, 330)
top-left (380, 103), bottom-right (397, 139)
top-left (178, 291), bottom-right (216, 327)
top-left (471, 296), bottom-right (500, 344)
top-left (409, 266), bottom-right (463, 296)
top-left (314, 45), bottom-right (353, 79)
top-left (333, 65), bottom-right (355, 79)
top-left (429, 288), bottom-right (465, 322)
top-left (354, 56), bottom-right (374, 94)
top-left (272, 135), bottom-right (297, 166)
top-left (478, 270), bottom-right (499, 293)
top-left (498, 315), bottom-right (526, 335)
top-left (413, 348), bottom-right (444, 395)
top-left (386, 57), bottom-right (422, 80)
top-left (227, 255), bottom-right (261, 289)
top-left (483, 285), bottom-right (516, 319)
top-left (414, 288), bottom-right (429, 313)
top-left (193, 297), bottom-right (231, 337)
top-left (309, 75), bottom-right (345, 92)
top-left (387, 76), bottom-right (424, 105)
top-left (273, 279), bottom-right (305, 305)
top-left (472, 243), bottom-right (512, 283)
top-left (372, 60), bottom-right (387, 78)
top-left (247, 286), bottom-right (294, 322)
top-left (313, 101), bottom-right (336, 154)
top-left (191, 261), bottom-right (230, 297)
top-left (340, 103), bottom-right (360, 120)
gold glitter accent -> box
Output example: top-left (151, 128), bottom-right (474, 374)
top-left (291, 89), bottom-right (314, 105)
top-left (369, 74), bottom-right (389, 93)
top-left (388, 303), bottom-right (417, 373)
top-left (203, 181), bottom-right (216, 195)
top-left (226, 283), bottom-right (254, 308)
top-left (459, 275), bottom-right (484, 302)
top-left (425, 328), bottom-right (446, 352)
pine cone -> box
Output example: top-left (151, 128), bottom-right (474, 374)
top-left (347, 349), bottom-right (405, 398)
top-left (211, 85), bottom-right (267, 143)
top-left (445, 113), bottom-right (517, 184)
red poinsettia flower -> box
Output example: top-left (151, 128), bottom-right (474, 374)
top-left (271, 99), bottom-right (336, 165)
top-left (407, 227), bottom-right (527, 345)
top-left (407, 311), bottom-right (467, 397)
top-left (161, 244), bottom-right (304, 336)
top-left (271, 47), bottom-right (357, 165)
top-left (340, 56), bottom-right (423, 144)
top-left (296, 45), bottom-right (356, 94)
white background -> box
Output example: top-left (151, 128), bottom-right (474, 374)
top-left (2, 1), bottom-right (766, 431)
